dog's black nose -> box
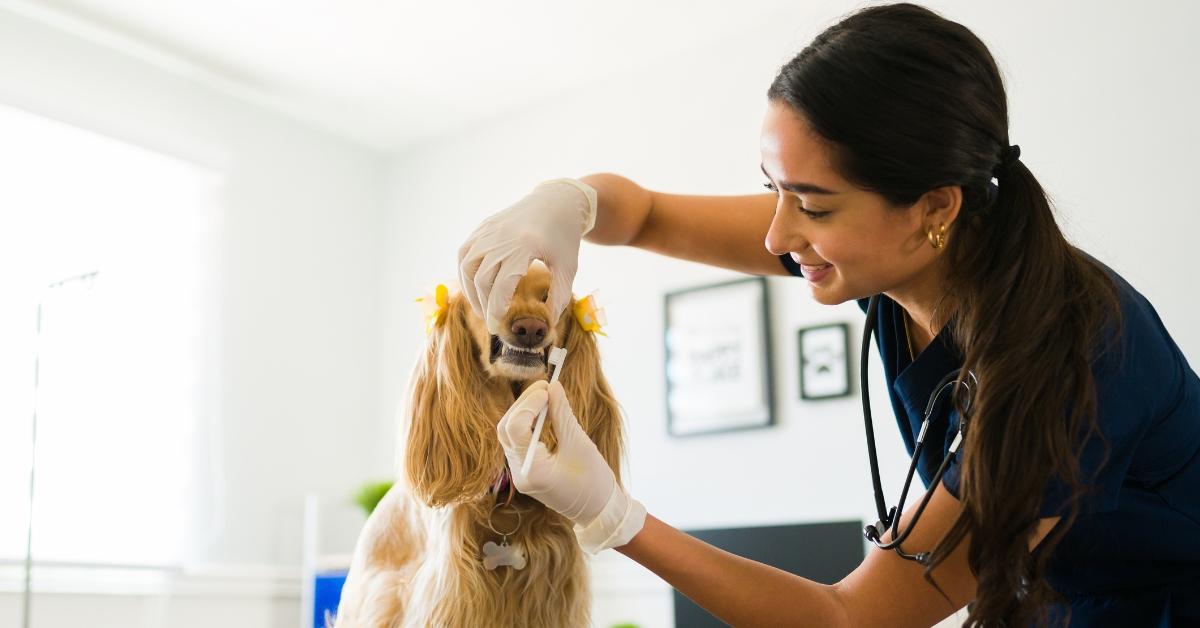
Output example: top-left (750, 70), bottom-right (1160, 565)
top-left (510, 317), bottom-right (547, 347)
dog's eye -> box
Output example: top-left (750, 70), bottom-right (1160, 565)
top-left (540, 291), bottom-right (549, 303)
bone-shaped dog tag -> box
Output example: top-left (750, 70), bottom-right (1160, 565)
top-left (482, 540), bottom-right (526, 571)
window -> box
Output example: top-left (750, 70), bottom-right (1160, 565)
top-left (0, 103), bottom-right (221, 569)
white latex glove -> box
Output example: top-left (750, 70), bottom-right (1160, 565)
top-left (497, 380), bottom-right (646, 554)
top-left (458, 178), bottom-right (597, 335)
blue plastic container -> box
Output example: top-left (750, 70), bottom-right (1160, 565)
top-left (313, 569), bottom-right (348, 628)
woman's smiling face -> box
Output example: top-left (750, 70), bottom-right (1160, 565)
top-left (759, 100), bottom-right (943, 306)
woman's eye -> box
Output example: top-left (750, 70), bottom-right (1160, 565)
top-left (765, 181), bottom-right (830, 219)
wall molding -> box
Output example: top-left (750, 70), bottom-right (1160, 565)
top-left (0, 561), bottom-right (301, 598)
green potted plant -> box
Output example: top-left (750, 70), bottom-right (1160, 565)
top-left (353, 480), bottom-right (393, 517)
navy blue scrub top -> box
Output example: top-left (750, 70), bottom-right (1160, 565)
top-left (780, 253), bottom-right (1200, 625)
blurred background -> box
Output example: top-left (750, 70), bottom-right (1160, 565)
top-left (0, 1), bottom-right (1196, 626)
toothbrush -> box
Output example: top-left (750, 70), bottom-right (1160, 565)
top-left (521, 346), bottom-right (568, 477)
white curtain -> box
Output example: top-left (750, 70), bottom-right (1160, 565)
top-left (0, 102), bottom-right (223, 569)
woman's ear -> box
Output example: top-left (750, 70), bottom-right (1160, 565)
top-left (920, 185), bottom-right (963, 229)
top-left (400, 294), bottom-right (506, 507)
top-left (557, 301), bottom-right (626, 486)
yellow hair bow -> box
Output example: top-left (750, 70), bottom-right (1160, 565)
top-left (416, 284), bottom-right (449, 334)
top-left (573, 292), bottom-right (608, 336)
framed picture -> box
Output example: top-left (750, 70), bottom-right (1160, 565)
top-left (664, 276), bottom-right (774, 437)
top-left (797, 323), bottom-right (851, 400)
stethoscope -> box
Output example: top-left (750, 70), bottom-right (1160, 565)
top-left (858, 294), bottom-right (978, 565)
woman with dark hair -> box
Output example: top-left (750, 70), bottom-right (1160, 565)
top-left (460, 3), bottom-right (1200, 625)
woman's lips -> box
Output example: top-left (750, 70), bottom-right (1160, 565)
top-left (800, 262), bottom-right (834, 283)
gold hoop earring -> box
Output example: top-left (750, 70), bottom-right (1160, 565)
top-left (927, 224), bottom-right (948, 250)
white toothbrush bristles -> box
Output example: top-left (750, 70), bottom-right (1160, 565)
top-left (521, 346), bottom-right (568, 477)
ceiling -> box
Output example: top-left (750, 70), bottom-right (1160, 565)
top-left (11, 0), bottom-right (809, 153)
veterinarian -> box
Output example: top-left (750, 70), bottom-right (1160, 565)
top-left (458, 4), bottom-right (1200, 626)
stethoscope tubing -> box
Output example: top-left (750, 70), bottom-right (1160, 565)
top-left (859, 294), bottom-right (976, 563)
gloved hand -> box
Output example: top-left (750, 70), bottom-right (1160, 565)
top-left (497, 380), bottom-right (646, 554)
top-left (458, 178), bottom-right (597, 335)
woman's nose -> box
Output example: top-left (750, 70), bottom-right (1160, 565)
top-left (764, 201), bottom-right (805, 256)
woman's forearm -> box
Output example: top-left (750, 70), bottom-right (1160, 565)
top-left (576, 172), bottom-right (785, 275)
top-left (578, 173), bottom-right (654, 246)
top-left (616, 514), bottom-right (850, 627)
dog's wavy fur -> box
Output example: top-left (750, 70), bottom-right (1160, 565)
top-left (333, 264), bottom-right (624, 628)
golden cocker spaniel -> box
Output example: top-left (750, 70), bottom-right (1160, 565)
top-left (333, 262), bottom-right (625, 628)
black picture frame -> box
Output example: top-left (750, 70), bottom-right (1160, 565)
top-left (663, 276), bottom-right (774, 437)
top-left (797, 322), bottom-right (852, 400)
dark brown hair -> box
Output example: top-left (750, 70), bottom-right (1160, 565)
top-left (768, 4), bottom-right (1121, 625)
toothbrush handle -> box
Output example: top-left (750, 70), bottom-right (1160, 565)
top-left (521, 363), bottom-right (564, 476)
top-left (521, 406), bottom-right (550, 476)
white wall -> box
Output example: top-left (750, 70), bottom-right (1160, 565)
top-left (0, 5), bottom-right (385, 626)
top-left (380, 1), bottom-right (1200, 626)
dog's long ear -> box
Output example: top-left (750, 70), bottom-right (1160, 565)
top-left (557, 301), bottom-right (626, 485)
top-left (401, 293), bottom-right (506, 507)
